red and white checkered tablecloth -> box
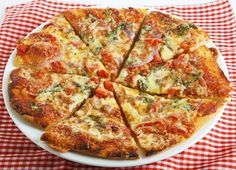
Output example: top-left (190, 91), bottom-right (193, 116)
top-left (0, 0), bottom-right (235, 169)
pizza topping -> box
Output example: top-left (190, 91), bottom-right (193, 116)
top-left (51, 61), bottom-right (66, 73)
top-left (101, 50), bottom-right (116, 64)
top-left (145, 39), bottom-right (163, 46)
top-left (143, 25), bottom-right (152, 32)
top-left (97, 69), bottom-right (109, 78)
top-left (175, 23), bottom-right (198, 37)
top-left (104, 81), bottom-right (114, 91)
top-left (95, 88), bottom-right (110, 98)
top-left (137, 79), bottom-right (148, 91)
top-left (108, 23), bottom-right (126, 41)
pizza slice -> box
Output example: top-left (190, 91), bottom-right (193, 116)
top-left (64, 8), bottom-right (146, 79)
top-left (97, 8), bottom-right (147, 79)
top-left (117, 46), bottom-right (230, 100)
top-left (14, 14), bottom-right (109, 78)
top-left (9, 68), bottom-right (99, 128)
top-left (114, 84), bottom-right (223, 156)
top-left (41, 81), bottom-right (139, 159)
top-left (120, 11), bottom-right (209, 77)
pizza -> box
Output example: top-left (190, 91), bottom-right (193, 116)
top-left (9, 68), bottom-right (99, 128)
top-left (14, 14), bottom-right (109, 78)
top-left (113, 84), bottom-right (223, 155)
top-left (41, 81), bottom-right (139, 159)
top-left (64, 8), bottom-right (146, 79)
top-left (8, 8), bottom-right (231, 160)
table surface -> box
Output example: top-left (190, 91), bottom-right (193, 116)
top-left (0, 0), bottom-right (235, 25)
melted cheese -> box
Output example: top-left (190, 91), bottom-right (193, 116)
top-left (36, 74), bottom-right (95, 113)
top-left (122, 103), bottom-right (145, 128)
top-left (160, 45), bottom-right (174, 61)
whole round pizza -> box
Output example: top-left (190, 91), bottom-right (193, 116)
top-left (8, 8), bottom-right (230, 160)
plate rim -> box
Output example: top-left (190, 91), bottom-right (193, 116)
top-left (1, 9), bottom-right (229, 167)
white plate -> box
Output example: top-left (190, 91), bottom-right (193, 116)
top-left (2, 6), bottom-right (230, 167)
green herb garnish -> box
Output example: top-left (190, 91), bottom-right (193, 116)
top-left (143, 25), bottom-right (152, 32)
top-left (189, 23), bottom-right (198, 29)
top-left (89, 115), bottom-right (100, 121)
top-left (142, 96), bottom-right (154, 104)
top-left (108, 22), bottom-right (126, 41)
top-left (94, 45), bottom-right (102, 55)
top-left (182, 104), bottom-right (193, 111)
top-left (176, 25), bottom-right (189, 36)
top-left (138, 79), bottom-right (148, 91)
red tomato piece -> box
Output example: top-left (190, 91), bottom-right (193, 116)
top-left (104, 81), bottom-right (114, 91)
top-left (97, 69), bottom-right (109, 78)
top-left (91, 77), bottom-right (100, 84)
top-left (51, 61), bottom-right (66, 73)
top-left (95, 88), bottom-right (109, 98)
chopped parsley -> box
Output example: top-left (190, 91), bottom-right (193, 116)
top-left (126, 57), bottom-right (139, 66)
top-left (51, 84), bottom-right (63, 93)
top-left (108, 22), bottom-right (126, 41)
top-left (117, 23), bottom-right (126, 30)
top-left (182, 104), bottom-right (193, 111)
top-left (176, 25), bottom-right (190, 36)
top-left (143, 25), bottom-right (152, 32)
top-left (138, 79), bottom-right (148, 91)
top-left (88, 115), bottom-right (100, 121)
top-left (142, 96), bottom-right (154, 104)
top-left (183, 72), bottom-right (201, 87)
top-left (160, 17), bottom-right (169, 23)
top-left (176, 23), bottom-right (198, 36)
top-left (41, 84), bottom-right (63, 94)
top-left (189, 23), bottom-right (198, 29)
top-left (81, 85), bottom-right (92, 93)
top-left (94, 46), bottom-right (102, 55)
top-left (108, 30), bottom-right (118, 41)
